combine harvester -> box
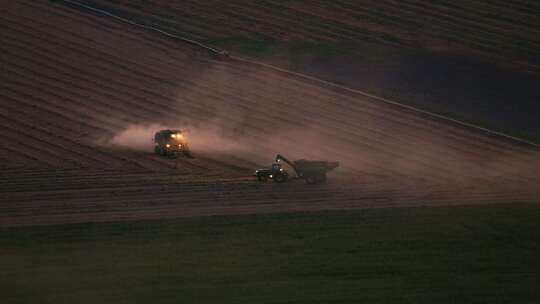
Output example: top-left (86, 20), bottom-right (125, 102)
top-left (154, 129), bottom-right (192, 158)
top-left (255, 154), bottom-right (339, 184)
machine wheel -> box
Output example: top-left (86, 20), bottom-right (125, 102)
top-left (273, 173), bottom-right (288, 183)
top-left (257, 175), bottom-right (268, 182)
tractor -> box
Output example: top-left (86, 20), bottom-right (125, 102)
top-left (255, 154), bottom-right (339, 184)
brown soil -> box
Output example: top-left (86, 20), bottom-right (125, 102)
top-left (1, 1), bottom-right (539, 227)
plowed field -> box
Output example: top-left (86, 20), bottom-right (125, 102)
top-left (1, 1), bottom-right (539, 227)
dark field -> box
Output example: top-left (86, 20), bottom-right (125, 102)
top-left (82, 0), bottom-right (540, 142)
top-left (2, 204), bottom-right (540, 303)
top-left (2, 1), bottom-right (540, 303)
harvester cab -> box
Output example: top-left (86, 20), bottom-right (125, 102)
top-left (154, 129), bottom-right (192, 157)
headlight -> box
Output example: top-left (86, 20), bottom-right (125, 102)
top-left (176, 133), bottom-right (183, 139)
top-left (178, 144), bottom-right (182, 148)
top-left (165, 144), bottom-right (171, 148)
top-left (171, 134), bottom-right (176, 138)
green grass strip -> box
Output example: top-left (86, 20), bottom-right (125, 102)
top-left (1, 203), bottom-right (540, 303)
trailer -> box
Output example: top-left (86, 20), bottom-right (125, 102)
top-left (255, 154), bottom-right (339, 184)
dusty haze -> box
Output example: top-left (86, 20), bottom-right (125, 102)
top-left (99, 60), bottom-right (540, 198)
top-left (2, 0), bottom-right (539, 228)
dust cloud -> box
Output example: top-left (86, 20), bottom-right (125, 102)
top-left (97, 59), bottom-right (540, 199)
top-left (101, 121), bottom-right (268, 161)
top-left (106, 123), bottom-right (167, 150)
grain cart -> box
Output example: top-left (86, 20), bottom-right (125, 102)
top-left (154, 129), bottom-right (191, 157)
top-left (255, 154), bottom-right (339, 184)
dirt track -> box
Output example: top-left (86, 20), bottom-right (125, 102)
top-left (1, 1), bottom-right (539, 227)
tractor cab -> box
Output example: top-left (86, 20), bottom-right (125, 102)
top-left (271, 163), bottom-right (282, 173)
top-left (255, 162), bottom-right (289, 182)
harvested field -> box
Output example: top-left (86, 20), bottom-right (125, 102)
top-left (80, 0), bottom-right (540, 142)
top-left (1, 0), bottom-right (539, 227)
top-left (82, 0), bottom-right (540, 71)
